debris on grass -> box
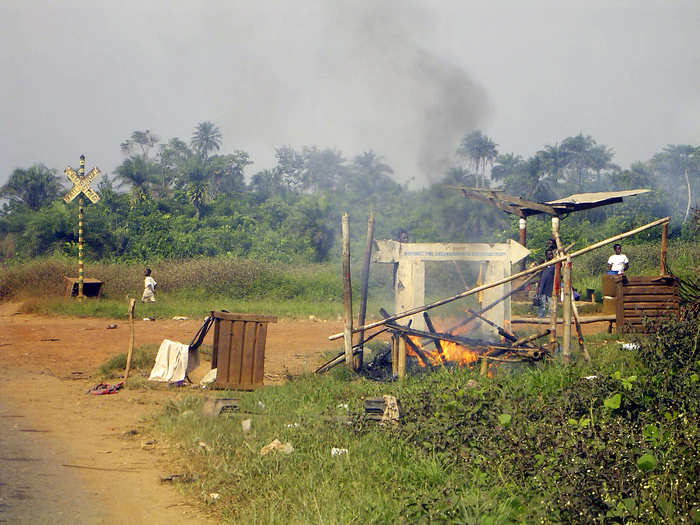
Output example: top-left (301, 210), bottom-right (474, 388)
top-left (260, 439), bottom-right (293, 455)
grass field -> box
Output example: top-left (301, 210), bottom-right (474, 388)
top-left (139, 314), bottom-right (699, 524)
top-left (3, 240), bottom-right (697, 320)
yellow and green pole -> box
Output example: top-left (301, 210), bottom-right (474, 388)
top-left (78, 155), bottom-right (85, 300)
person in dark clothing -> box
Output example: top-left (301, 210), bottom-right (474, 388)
top-left (536, 249), bottom-right (555, 318)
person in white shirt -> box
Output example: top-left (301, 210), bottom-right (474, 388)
top-left (607, 244), bottom-right (629, 275)
top-left (142, 268), bottom-right (157, 302)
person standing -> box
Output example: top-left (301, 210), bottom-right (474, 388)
top-left (536, 249), bottom-right (555, 318)
top-left (607, 244), bottom-right (629, 275)
top-left (142, 268), bottom-right (157, 302)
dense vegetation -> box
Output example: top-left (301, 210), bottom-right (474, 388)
top-left (1, 124), bottom-right (698, 266)
top-left (142, 309), bottom-right (699, 524)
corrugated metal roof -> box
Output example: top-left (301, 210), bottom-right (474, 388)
top-left (546, 189), bottom-right (650, 205)
top-left (447, 186), bottom-right (652, 217)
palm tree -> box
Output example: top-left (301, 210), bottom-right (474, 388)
top-left (115, 156), bottom-right (156, 206)
top-left (191, 121), bottom-right (222, 159)
top-left (1, 164), bottom-right (64, 210)
top-left (457, 131), bottom-right (498, 188)
top-left (120, 130), bottom-right (160, 159)
top-left (350, 150), bottom-right (394, 195)
top-left (652, 145), bottom-right (699, 223)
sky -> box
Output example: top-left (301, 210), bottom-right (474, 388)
top-left (1, 0), bottom-right (698, 188)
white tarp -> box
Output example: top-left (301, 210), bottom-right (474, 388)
top-left (148, 339), bottom-right (200, 383)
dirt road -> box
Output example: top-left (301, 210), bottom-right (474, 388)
top-left (0, 303), bottom-right (345, 524)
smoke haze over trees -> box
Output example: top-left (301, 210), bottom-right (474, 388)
top-left (1, 1), bottom-right (698, 187)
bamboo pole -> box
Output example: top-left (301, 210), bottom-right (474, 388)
top-left (328, 217), bottom-right (670, 341)
top-left (397, 336), bottom-right (406, 379)
top-left (660, 222), bottom-right (668, 275)
top-left (357, 209), bottom-right (374, 370)
top-left (570, 298), bottom-right (591, 362)
top-left (124, 297), bottom-right (136, 381)
top-left (447, 272), bottom-right (537, 333)
top-left (512, 315), bottom-right (615, 325)
top-left (512, 329), bottom-right (550, 347)
top-left (342, 213), bottom-right (354, 370)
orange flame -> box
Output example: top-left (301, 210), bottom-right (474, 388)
top-left (407, 335), bottom-right (481, 367)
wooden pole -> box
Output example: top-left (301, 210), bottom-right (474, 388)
top-left (357, 209), bottom-right (374, 370)
top-left (391, 334), bottom-right (398, 376)
top-left (519, 218), bottom-right (527, 271)
top-left (561, 257), bottom-right (572, 362)
top-left (397, 335), bottom-right (406, 379)
top-left (341, 213), bottom-right (354, 370)
top-left (480, 356), bottom-right (488, 376)
top-left (328, 217), bottom-right (670, 341)
top-left (549, 217), bottom-right (561, 349)
top-left (124, 297), bottom-right (136, 381)
top-left (660, 222), bottom-right (668, 275)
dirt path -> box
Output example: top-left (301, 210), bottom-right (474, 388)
top-left (0, 303), bottom-right (345, 524)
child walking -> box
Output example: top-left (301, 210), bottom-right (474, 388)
top-left (142, 268), bottom-right (157, 302)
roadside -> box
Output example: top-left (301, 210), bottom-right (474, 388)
top-left (0, 303), bottom-right (345, 524)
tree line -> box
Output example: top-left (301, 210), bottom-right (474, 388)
top-left (1, 122), bottom-right (698, 262)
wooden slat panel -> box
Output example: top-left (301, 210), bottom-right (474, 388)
top-left (253, 322), bottom-right (268, 386)
top-left (213, 311), bottom-right (277, 323)
top-left (239, 321), bottom-right (258, 387)
top-left (228, 320), bottom-right (246, 386)
top-left (215, 320), bottom-right (232, 386)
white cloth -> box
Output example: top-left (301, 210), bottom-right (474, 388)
top-left (148, 339), bottom-right (200, 383)
top-left (607, 254), bottom-right (629, 273)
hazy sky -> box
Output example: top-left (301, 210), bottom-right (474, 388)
top-left (1, 0), bottom-right (698, 188)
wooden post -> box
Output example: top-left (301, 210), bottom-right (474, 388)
top-left (357, 209), bottom-right (374, 370)
top-left (660, 222), bottom-right (668, 275)
top-left (342, 213), bottom-right (354, 370)
top-left (328, 217), bottom-right (670, 341)
top-left (480, 356), bottom-right (488, 377)
top-left (519, 218), bottom-right (527, 271)
top-left (391, 334), bottom-right (398, 376)
top-left (561, 257), bottom-right (572, 363)
top-left (549, 217), bottom-right (560, 348)
top-left (124, 297), bottom-right (136, 381)
top-left (397, 335), bottom-right (406, 379)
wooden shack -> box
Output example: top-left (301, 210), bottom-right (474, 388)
top-left (613, 275), bottom-right (679, 333)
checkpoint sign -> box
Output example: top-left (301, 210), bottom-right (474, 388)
top-left (63, 165), bottom-right (100, 204)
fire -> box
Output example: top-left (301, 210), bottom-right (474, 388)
top-left (407, 335), bottom-right (481, 367)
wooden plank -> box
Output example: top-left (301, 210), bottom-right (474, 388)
top-left (213, 311), bottom-right (277, 323)
top-left (211, 316), bottom-right (220, 369)
top-left (229, 320), bottom-right (245, 386)
top-left (623, 302), bottom-right (679, 309)
top-left (215, 320), bottom-right (232, 387)
top-left (252, 322), bottom-right (268, 386)
top-left (618, 286), bottom-right (677, 295)
top-left (622, 294), bottom-right (679, 302)
top-left (240, 321), bottom-right (258, 386)
top-left (623, 276), bottom-right (677, 283)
